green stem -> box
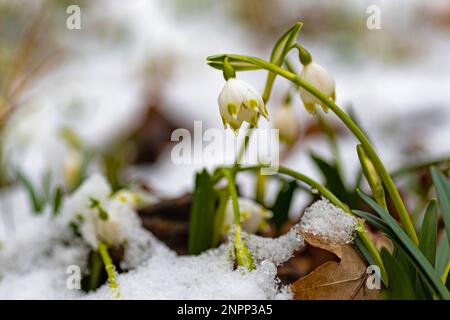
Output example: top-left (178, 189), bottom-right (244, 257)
top-left (221, 168), bottom-right (254, 270)
top-left (217, 54), bottom-right (418, 245)
top-left (221, 168), bottom-right (241, 227)
top-left (234, 164), bottom-right (388, 285)
top-left (98, 243), bottom-right (120, 299)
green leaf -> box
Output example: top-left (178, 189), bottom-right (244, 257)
top-left (53, 186), bottom-right (64, 215)
top-left (270, 22), bottom-right (303, 66)
top-left (212, 187), bottom-right (229, 247)
top-left (311, 153), bottom-right (358, 207)
top-left (436, 233), bottom-right (449, 279)
top-left (381, 248), bottom-right (415, 299)
top-left (188, 169), bottom-right (217, 255)
top-left (358, 190), bottom-right (450, 299)
top-left (71, 151), bottom-right (93, 192)
top-left (419, 199), bottom-right (438, 267)
top-left (16, 170), bottom-right (44, 213)
top-left (431, 167), bottom-right (450, 249)
top-left (352, 210), bottom-right (395, 239)
top-left (270, 179), bottom-right (297, 233)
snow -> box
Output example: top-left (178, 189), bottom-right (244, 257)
top-left (0, 174), bottom-right (303, 300)
top-left (300, 199), bottom-right (356, 245)
top-left (86, 244), bottom-right (292, 300)
top-left (246, 225), bottom-right (305, 266)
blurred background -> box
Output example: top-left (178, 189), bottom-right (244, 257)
top-left (1, 0), bottom-right (450, 238)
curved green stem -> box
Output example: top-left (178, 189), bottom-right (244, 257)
top-left (214, 54), bottom-right (418, 245)
top-left (221, 168), bottom-right (241, 227)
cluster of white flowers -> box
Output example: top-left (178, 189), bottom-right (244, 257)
top-left (60, 174), bottom-right (155, 250)
top-left (217, 56), bottom-right (335, 140)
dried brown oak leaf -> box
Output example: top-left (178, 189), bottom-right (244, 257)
top-left (291, 230), bottom-right (380, 300)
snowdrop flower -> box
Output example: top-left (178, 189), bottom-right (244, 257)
top-left (62, 174), bottom-right (130, 249)
top-left (273, 105), bottom-right (300, 145)
top-left (218, 78), bottom-right (268, 132)
top-left (299, 62), bottom-right (336, 114)
top-left (223, 198), bottom-right (273, 235)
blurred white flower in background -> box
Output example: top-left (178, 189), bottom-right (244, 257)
top-left (218, 79), bottom-right (268, 132)
top-left (223, 197), bottom-right (273, 235)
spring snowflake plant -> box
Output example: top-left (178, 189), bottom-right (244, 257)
top-left (201, 21), bottom-right (450, 300)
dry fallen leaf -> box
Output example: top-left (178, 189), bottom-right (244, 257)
top-left (290, 230), bottom-right (380, 300)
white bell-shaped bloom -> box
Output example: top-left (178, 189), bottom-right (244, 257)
top-left (218, 78), bottom-right (268, 132)
top-left (299, 62), bottom-right (336, 113)
top-left (273, 105), bottom-right (300, 145)
top-left (223, 197), bottom-right (273, 235)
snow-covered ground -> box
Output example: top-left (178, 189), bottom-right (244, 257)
top-left (0, 0), bottom-right (449, 299)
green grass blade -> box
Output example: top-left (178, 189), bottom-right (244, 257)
top-left (188, 169), bottom-right (217, 255)
top-left (358, 190), bottom-right (450, 299)
top-left (270, 179), bottom-right (297, 232)
top-left (419, 199), bottom-right (438, 267)
top-left (16, 170), bottom-right (43, 213)
top-left (431, 167), bottom-right (450, 249)
top-left (436, 233), bottom-right (450, 279)
top-left (352, 209), bottom-right (395, 239)
top-left (381, 248), bottom-right (415, 299)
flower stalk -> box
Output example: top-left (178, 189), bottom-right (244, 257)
top-left (98, 242), bottom-right (120, 299)
top-left (207, 53), bottom-right (419, 245)
top-left (221, 168), bottom-right (254, 270)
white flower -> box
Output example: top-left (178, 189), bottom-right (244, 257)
top-left (61, 174), bottom-right (129, 248)
top-left (299, 62), bottom-right (336, 113)
top-left (223, 198), bottom-right (273, 235)
top-left (273, 105), bottom-right (300, 145)
top-left (218, 78), bottom-right (268, 132)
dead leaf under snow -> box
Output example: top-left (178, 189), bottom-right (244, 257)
top-left (290, 230), bottom-right (380, 300)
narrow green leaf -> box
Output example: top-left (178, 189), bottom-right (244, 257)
top-left (53, 186), bottom-right (64, 215)
top-left (188, 169), bottom-right (217, 255)
top-left (419, 199), bottom-right (438, 267)
top-left (270, 180), bottom-right (297, 232)
top-left (431, 167), bottom-right (450, 249)
top-left (436, 233), bottom-right (450, 279)
top-left (352, 210), bottom-right (395, 239)
top-left (16, 170), bottom-right (44, 213)
top-left (212, 187), bottom-right (229, 247)
top-left (311, 153), bottom-right (358, 207)
top-left (358, 190), bottom-right (450, 299)
top-left (71, 151), bottom-right (93, 192)
top-left (270, 22), bottom-right (303, 66)
top-left (381, 248), bottom-right (415, 299)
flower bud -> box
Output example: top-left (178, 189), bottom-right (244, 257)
top-left (273, 104), bottom-right (300, 145)
top-left (299, 62), bottom-right (336, 113)
top-left (218, 79), bottom-right (268, 132)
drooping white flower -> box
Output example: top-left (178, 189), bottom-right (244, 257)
top-left (223, 198), bottom-right (273, 235)
top-left (299, 62), bottom-right (336, 113)
top-left (273, 105), bottom-right (300, 145)
top-left (218, 78), bottom-right (268, 132)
